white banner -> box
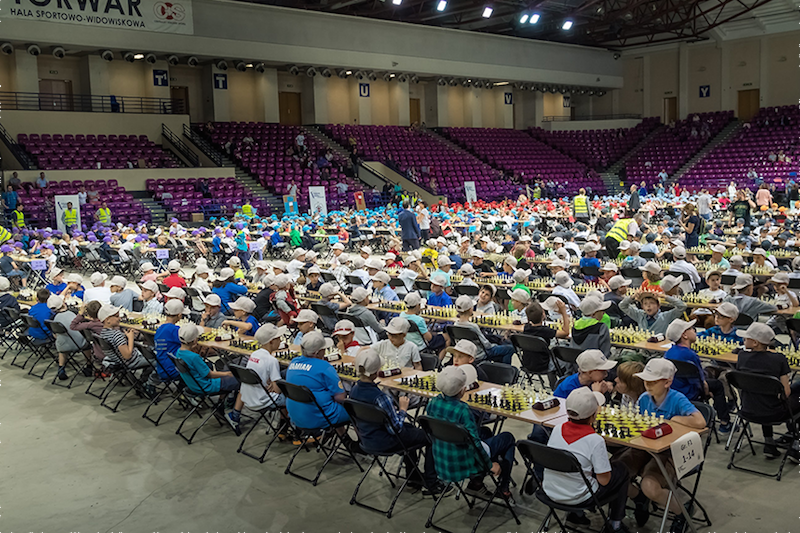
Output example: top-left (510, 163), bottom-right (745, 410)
top-left (309, 186), bottom-right (328, 216)
top-left (9, 0), bottom-right (194, 35)
top-left (55, 195), bottom-right (81, 234)
top-left (464, 181), bottom-right (477, 204)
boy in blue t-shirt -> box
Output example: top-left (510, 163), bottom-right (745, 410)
top-left (222, 296), bottom-right (260, 336)
top-left (153, 300), bottom-right (184, 381)
top-left (28, 288), bottom-right (54, 340)
top-left (619, 358), bottom-right (706, 531)
top-left (427, 274), bottom-right (453, 307)
top-left (552, 349), bottom-right (616, 399)
top-left (664, 319), bottom-right (731, 431)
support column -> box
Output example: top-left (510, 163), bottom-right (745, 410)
top-left (435, 85), bottom-right (449, 127)
top-left (496, 90), bottom-right (514, 128)
top-left (642, 55), bottom-right (652, 118)
top-left (80, 55), bottom-right (110, 112)
top-left (254, 68), bottom-right (280, 123)
top-left (679, 44), bottom-right (689, 119)
top-left (144, 60), bottom-right (171, 100)
top-left (758, 37), bottom-right (768, 108)
top-left (389, 80), bottom-right (410, 126)
top-left (720, 43), bottom-right (731, 114)
top-left (534, 91), bottom-right (544, 128)
top-left (467, 88), bottom-right (482, 127)
top-left (204, 64), bottom-right (230, 122)
top-left (312, 76), bottom-right (329, 124)
top-left (12, 50), bottom-right (38, 94)
top-left (611, 90), bottom-right (619, 116)
top-left (355, 79), bottom-right (372, 125)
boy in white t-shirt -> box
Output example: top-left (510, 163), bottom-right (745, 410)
top-left (697, 270), bottom-right (727, 301)
top-left (542, 388), bottom-right (630, 533)
top-left (366, 317), bottom-right (421, 370)
top-left (227, 324), bottom-right (289, 436)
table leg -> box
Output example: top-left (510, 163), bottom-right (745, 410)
top-left (650, 451), bottom-right (698, 533)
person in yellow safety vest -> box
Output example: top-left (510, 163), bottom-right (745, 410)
top-left (604, 214), bottom-right (642, 259)
top-left (241, 202), bottom-right (254, 217)
top-left (11, 204), bottom-right (24, 229)
top-left (0, 224), bottom-right (12, 244)
top-left (573, 188), bottom-right (589, 223)
top-left (95, 201), bottom-right (112, 225)
top-left (62, 201), bottom-right (78, 229)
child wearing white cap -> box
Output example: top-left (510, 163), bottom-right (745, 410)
top-left (736, 322), bottom-right (800, 461)
top-left (664, 319), bottom-right (731, 431)
top-left (290, 309), bottom-right (320, 346)
top-left (109, 276), bottom-right (137, 312)
top-left (621, 358), bottom-right (704, 530)
top-left (542, 388), bottom-right (630, 533)
top-left (212, 267), bottom-right (249, 314)
top-left (200, 293), bottom-right (229, 329)
top-left (348, 348), bottom-right (449, 495)
top-left (399, 291), bottom-right (448, 354)
top-left (175, 323), bottom-right (238, 402)
top-left (49, 294), bottom-right (90, 381)
top-left (427, 274), bottom-right (453, 307)
top-left (163, 260), bottom-right (187, 290)
top-left (697, 270), bottom-right (727, 302)
top-left (139, 280), bottom-right (164, 316)
top-left (553, 349), bottom-right (616, 399)
top-left (696, 301), bottom-right (742, 342)
top-left (724, 273), bottom-right (777, 321)
top-left (552, 271), bottom-right (581, 308)
top-left (452, 295), bottom-right (515, 364)
top-left (571, 298), bottom-right (612, 356)
top-left (366, 317), bottom-right (421, 370)
top-left (332, 319), bottom-right (360, 358)
top-left (222, 297), bottom-right (260, 335)
top-left (430, 255), bottom-right (454, 288)
top-left (305, 266), bottom-right (323, 292)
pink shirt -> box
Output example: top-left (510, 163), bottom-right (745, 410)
top-left (755, 189), bottom-right (772, 207)
top-left (140, 272), bottom-right (158, 283)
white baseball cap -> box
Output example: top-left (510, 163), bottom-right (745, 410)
top-left (672, 246), bottom-right (687, 259)
top-left (351, 287), bottom-right (370, 302)
top-left (455, 295), bottom-right (475, 313)
top-left (384, 316), bottom-right (410, 335)
top-left (576, 349), bottom-right (617, 372)
top-left (446, 339), bottom-right (478, 359)
top-left (90, 272), bottom-right (108, 286)
top-left (168, 260), bottom-right (181, 272)
top-left (619, 240), bottom-right (631, 251)
top-left (715, 302), bottom-right (739, 319)
top-left (218, 267), bottom-right (235, 281)
top-left (140, 262), bottom-right (155, 271)
top-left (770, 273), bottom-right (790, 285)
top-left (554, 271), bottom-right (573, 288)
top-left (459, 263), bottom-right (476, 276)
top-left (355, 348), bottom-right (381, 376)
top-left (437, 256), bottom-right (453, 268)
top-left (635, 358), bottom-right (677, 381)
top-left (600, 262), bottom-right (620, 273)
top-left (98, 304), bottom-right (121, 322)
top-left (371, 272), bottom-right (391, 284)
top-left (165, 287), bottom-right (186, 300)
top-left (640, 261), bottom-right (661, 274)
top-left (66, 273), bottom-right (83, 284)
top-left (292, 309), bottom-right (319, 324)
top-left (665, 318), bottom-right (696, 342)
top-left (50, 267), bottom-right (63, 278)
top-left (291, 248), bottom-right (307, 260)
top-left (739, 323), bottom-right (776, 345)
top-left (510, 288), bottom-right (532, 304)
top-left (319, 283), bottom-right (338, 297)
top-left (178, 323), bottom-right (202, 344)
top-left (404, 291), bottom-right (422, 307)
top-left (436, 364), bottom-right (478, 397)
top-left (512, 269), bottom-right (532, 284)
top-left (566, 387), bottom-right (606, 419)
top-left (579, 297), bottom-right (611, 316)
top-left (109, 275), bottom-right (127, 288)
top-left (0, 277), bottom-right (10, 291)
top-left (229, 296), bottom-right (256, 314)
top-left (732, 273), bottom-right (754, 290)
top-left (430, 274), bottom-right (448, 287)
top-left (711, 244), bottom-right (727, 254)
top-left (608, 275), bottom-right (632, 290)
top-left (333, 319), bottom-right (355, 336)
top-left (729, 255), bottom-right (744, 265)
top-left (300, 330), bottom-right (333, 354)
top-left (255, 324), bottom-right (288, 344)
top-left (752, 248), bottom-right (767, 257)
top-left (332, 242), bottom-right (345, 251)
top-left (47, 294), bottom-right (64, 310)
top-left (660, 275), bottom-right (682, 293)
top-left (164, 299), bottom-right (185, 316)
top-left (274, 274), bottom-right (290, 289)
top-left (360, 246), bottom-right (373, 255)
top-left (504, 256), bottom-right (518, 269)
top-left (202, 293), bottom-right (222, 307)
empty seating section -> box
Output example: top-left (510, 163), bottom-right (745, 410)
top-left (528, 118), bottom-right (661, 170)
top-left (146, 177), bottom-right (268, 221)
top-left (16, 133), bottom-right (181, 170)
top-left (325, 124), bottom-right (519, 202)
top-left (17, 180), bottom-right (150, 227)
top-left (679, 106), bottom-right (800, 192)
top-left (202, 122), bottom-right (368, 211)
top-left (624, 111), bottom-right (734, 186)
top-left (442, 127), bottom-right (603, 195)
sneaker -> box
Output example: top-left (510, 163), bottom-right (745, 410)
top-left (566, 512), bottom-right (591, 526)
top-left (764, 443), bottom-right (781, 459)
top-left (464, 482), bottom-right (493, 499)
top-left (81, 365), bottom-right (94, 377)
top-left (57, 369), bottom-right (69, 381)
top-left (669, 513), bottom-right (687, 533)
top-left (788, 448), bottom-right (800, 465)
top-left (601, 523), bottom-right (631, 533)
top-left (633, 497), bottom-right (651, 527)
top-left (225, 411), bottom-right (241, 436)
top-left (776, 435), bottom-right (794, 446)
top-left (422, 481), bottom-right (455, 497)
top-left (718, 422), bottom-right (732, 434)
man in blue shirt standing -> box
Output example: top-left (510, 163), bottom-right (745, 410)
top-left (664, 319), bottom-right (731, 431)
top-left (285, 331), bottom-right (358, 452)
top-left (398, 200), bottom-right (421, 251)
top-left (427, 273), bottom-right (453, 307)
top-left (28, 288), bottom-right (54, 340)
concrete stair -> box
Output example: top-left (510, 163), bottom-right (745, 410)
top-left (667, 120), bottom-right (742, 186)
top-left (304, 125), bottom-right (351, 159)
top-left (233, 168), bottom-right (286, 216)
top-left (599, 125), bottom-right (665, 195)
top-left (131, 190), bottom-right (167, 225)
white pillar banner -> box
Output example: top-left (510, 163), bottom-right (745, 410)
top-left (464, 181), bottom-right (477, 203)
top-left (55, 195), bottom-right (81, 234)
top-left (309, 186), bottom-right (328, 215)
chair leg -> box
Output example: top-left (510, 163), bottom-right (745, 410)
top-left (425, 482), bottom-right (454, 531)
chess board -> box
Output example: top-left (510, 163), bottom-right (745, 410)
top-left (395, 374), bottom-right (438, 393)
top-left (333, 362), bottom-right (359, 379)
top-left (593, 405), bottom-right (662, 441)
top-left (229, 339), bottom-right (259, 352)
top-left (466, 387), bottom-right (533, 414)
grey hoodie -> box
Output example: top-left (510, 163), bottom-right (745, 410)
top-left (619, 295), bottom-right (687, 335)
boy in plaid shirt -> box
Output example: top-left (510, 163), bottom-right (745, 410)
top-left (425, 365), bottom-right (517, 504)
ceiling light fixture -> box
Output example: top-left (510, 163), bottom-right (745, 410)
top-left (562, 19), bottom-right (573, 30)
top-left (436, 0), bottom-right (447, 11)
top-left (133, 53), bottom-right (145, 60)
top-left (519, 13), bottom-right (529, 23)
top-left (529, 13), bottom-right (540, 24)
top-left (392, 0), bottom-right (402, 5)
top-left (482, 6), bottom-right (493, 18)
top-left (494, 81), bottom-right (509, 86)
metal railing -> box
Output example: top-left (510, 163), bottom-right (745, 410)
top-left (162, 123), bottom-right (199, 167)
top-left (184, 124), bottom-right (223, 167)
top-left (0, 121), bottom-right (35, 170)
top-left (0, 91), bottom-right (185, 115)
top-left (542, 114), bottom-right (642, 122)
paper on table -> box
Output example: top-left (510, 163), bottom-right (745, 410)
top-left (661, 343), bottom-right (674, 349)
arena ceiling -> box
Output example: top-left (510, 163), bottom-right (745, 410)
top-left (239, 0), bottom-right (800, 48)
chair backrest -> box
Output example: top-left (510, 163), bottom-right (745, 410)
top-left (229, 363), bottom-right (262, 386)
top-left (727, 370), bottom-right (786, 399)
top-left (22, 313), bottom-right (42, 329)
top-left (454, 284), bottom-right (480, 297)
top-left (414, 280), bottom-right (432, 292)
top-left (510, 333), bottom-right (553, 374)
top-left (721, 274), bottom-right (737, 286)
top-left (418, 415), bottom-right (473, 446)
top-left (389, 278), bottom-right (405, 289)
top-left (580, 266), bottom-right (602, 278)
top-left (552, 346), bottom-right (582, 365)
top-left (734, 314), bottom-right (754, 327)
top-left (690, 400), bottom-right (716, 430)
top-left (446, 324), bottom-right (483, 345)
top-left (477, 361), bottom-right (519, 385)
top-left (621, 267), bottom-right (643, 280)
top-left (276, 379), bottom-right (315, 403)
top-left (788, 278), bottom-right (800, 290)
top-left (132, 299), bottom-right (144, 312)
top-left (347, 275), bottom-right (365, 287)
top-left (344, 398), bottom-right (391, 427)
top-left (338, 311), bottom-right (365, 330)
top-left (666, 271), bottom-right (689, 282)
top-left (45, 319), bottom-right (68, 335)
top-left (516, 439), bottom-right (582, 474)
top-left (420, 353), bottom-right (439, 371)
top-left (311, 302), bottom-right (337, 318)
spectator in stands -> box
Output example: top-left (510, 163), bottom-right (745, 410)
top-left (287, 181), bottom-right (298, 199)
top-left (2, 185), bottom-right (18, 222)
top-left (294, 131), bottom-right (306, 155)
top-left (657, 169), bottom-right (668, 183)
top-left (8, 172), bottom-right (21, 191)
top-left (36, 172), bottom-right (48, 189)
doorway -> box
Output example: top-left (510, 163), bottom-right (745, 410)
top-left (279, 92), bottom-right (302, 125)
top-left (170, 86), bottom-right (189, 116)
top-left (662, 97), bottom-right (677, 124)
top-left (39, 79), bottom-right (73, 111)
top-left (410, 98), bottom-right (421, 125)
top-left (737, 89), bottom-right (760, 122)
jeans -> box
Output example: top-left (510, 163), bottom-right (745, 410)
top-left (477, 431), bottom-right (516, 491)
top-left (237, 250), bottom-right (250, 270)
top-left (486, 344), bottom-right (515, 365)
top-left (378, 424), bottom-right (438, 485)
top-left (574, 462), bottom-right (630, 521)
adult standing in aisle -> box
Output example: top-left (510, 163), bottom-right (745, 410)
top-left (399, 200), bottom-right (421, 251)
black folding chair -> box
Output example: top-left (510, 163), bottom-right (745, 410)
top-left (418, 415), bottom-right (520, 533)
top-left (414, 280), bottom-right (432, 292)
top-left (510, 334), bottom-right (558, 388)
top-left (580, 266), bottom-right (602, 279)
top-left (389, 278), bottom-right (406, 291)
top-left (0, 307), bottom-right (25, 358)
top-left (721, 274), bottom-right (737, 286)
top-left (786, 318), bottom-right (800, 349)
top-left (229, 364), bottom-right (287, 462)
top-left (621, 267), bottom-right (644, 288)
top-left (46, 319), bottom-right (87, 388)
top-left (675, 401), bottom-right (715, 528)
top-left (347, 274), bottom-right (367, 288)
top-left (734, 314), bottom-right (754, 327)
top-left (19, 314), bottom-right (57, 378)
top-left (551, 345), bottom-right (582, 375)
top-left (140, 343), bottom-right (191, 427)
top-left (172, 355), bottom-right (237, 444)
top-left (727, 370), bottom-right (800, 481)
top-left (311, 302), bottom-right (338, 335)
top-left (516, 439), bottom-right (614, 533)
top-left (276, 379), bottom-right (363, 485)
top-left (477, 361), bottom-right (519, 385)
top-left (95, 334), bottom-right (154, 413)
top-left (454, 285), bottom-right (480, 297)
top-left (344, 399), bottom-right (428, 518)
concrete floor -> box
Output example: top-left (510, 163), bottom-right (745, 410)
top-left (2, 357), bottom-right (798, 533)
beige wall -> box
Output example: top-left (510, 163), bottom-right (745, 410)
top-left (543, 93), bottom-right (569, 118)
top-left (326, 76), bottom-right (352, 125)
top-left (227, 69), bottom-right (260, 122)
top-left (13, 167), bottom-right (237, 191)
top-left (650, 50), bottom-right (680, 121)
top-left (687, 46), bottom-right (721, 114)
top-left (618, 57), bottom-right (644, 116)
top-left (0, 110), bottom-right (188, 143)
top-left (543, 118), bottom-right (641, 131)
top-left (765, 33), bottom-right (800, 108)
top-left (369, 79), bottom-right (391, 126)
top-left (446, 86), bottom-right (465, 128)
top-left (480, 90), bottom-right (496, 128)
top-left (37, 57), bottom-right (85, 95)
top-left (0, 54), bottom-right (12, 93)
top-left (107, 61), bottom-right (147, 98)
top-left (169, 66), bottom-right (206, 123)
